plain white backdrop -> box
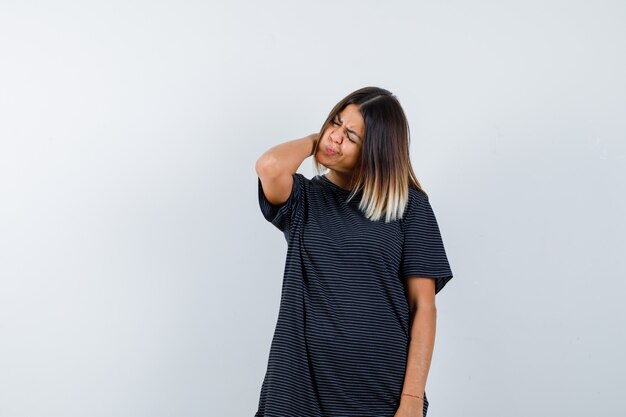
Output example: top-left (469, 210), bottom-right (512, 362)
top-left (1, 1), bottom-right (624, 416)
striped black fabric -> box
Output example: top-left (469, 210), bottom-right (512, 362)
top-left (255, 172), bottom-right (453, 417)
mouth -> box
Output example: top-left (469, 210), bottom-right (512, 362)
top-left (325, 146), bottom-right (338, 156)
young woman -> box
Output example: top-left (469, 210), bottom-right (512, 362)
top-left (254, 86), bottom-right (454, 417)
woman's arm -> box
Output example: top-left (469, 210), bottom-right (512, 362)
top-left (397, 277), bottom-right (437, 415)
top-left (255, 133), bottom-right (319, 206)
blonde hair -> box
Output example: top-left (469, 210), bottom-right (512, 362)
top-left (312, 86), bottom-right (427, 223)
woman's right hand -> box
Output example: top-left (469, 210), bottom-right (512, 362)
top-left (308, 133), bottom-right (320, 156)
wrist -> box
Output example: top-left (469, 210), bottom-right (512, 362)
top-left (401, 392), bottom-right (424, 402)
top-left (400, 396), bottom-right (423, 409)
top-left (398, 394), bottom-right (424, 415)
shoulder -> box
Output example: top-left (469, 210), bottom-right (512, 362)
top-left (288, 172), bottom-right (316, 204)
top-left (408, 185), bottom-right (429, 203)
top-left (293, 172), bottom-right (309, 183)
top-left (292, 172), bottom-right (313, 192)
top-left (398, 186), bottom-right (431, 226)
top-left (405, 185), bottom-right (429, 211)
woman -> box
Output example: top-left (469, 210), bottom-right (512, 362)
top-left (254, 86), bottom-right (454, 417)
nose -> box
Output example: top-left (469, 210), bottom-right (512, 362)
top-left (330, 129), bottom-right (345, 144)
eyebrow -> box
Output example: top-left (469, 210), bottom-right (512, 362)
top-left (336, 114), bottom-right (363, 141)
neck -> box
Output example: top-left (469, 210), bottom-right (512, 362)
top-left (326, 170), bottom-right (354, 190)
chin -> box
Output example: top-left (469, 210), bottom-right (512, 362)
top-left (315, 152), bottom-right (331, 167)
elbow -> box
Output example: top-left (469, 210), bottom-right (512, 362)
top-left (255, 154), bottom-right (280, 177)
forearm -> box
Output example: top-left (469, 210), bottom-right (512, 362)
top-left (256, 134), bottom-right (318, 176)
top-left (401, 305), bottom-right (437, 403)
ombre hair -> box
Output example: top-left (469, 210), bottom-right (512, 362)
top-left (312, 86), bottom-right (427, 223)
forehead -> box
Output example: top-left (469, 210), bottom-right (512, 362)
top-left (338, 104), bottom-right (364, 131)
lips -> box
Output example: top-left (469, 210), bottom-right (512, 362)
top-left (325, 146), bottom-right (338, 156)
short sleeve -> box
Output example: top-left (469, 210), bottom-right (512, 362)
top-left (400, 191), bottom-right (454, 295)
top-left (258, 172), bottom-right (306, 239)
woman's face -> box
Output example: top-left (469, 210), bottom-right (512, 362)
top-left (316, 103), bottom-right (365, 174)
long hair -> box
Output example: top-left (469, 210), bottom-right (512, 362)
top-left (312, 86), bottom-right (427, 223)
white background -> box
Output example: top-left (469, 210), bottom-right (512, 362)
top-left (1, 1), bottom-right (625, 416)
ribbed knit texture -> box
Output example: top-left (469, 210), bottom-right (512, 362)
top-left (255, 173), bottom-right (453, 417)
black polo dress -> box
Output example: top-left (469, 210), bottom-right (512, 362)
top-left (255, 172), bottom-right (453, 417)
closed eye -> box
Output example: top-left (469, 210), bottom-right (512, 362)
top-left (332, 119), bottom-right (356, 143)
